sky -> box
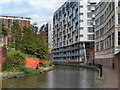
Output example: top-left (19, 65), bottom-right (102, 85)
top-left (0, 0), bottom-right (101, 28)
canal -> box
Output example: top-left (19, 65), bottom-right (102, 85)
top-left (2, 65), bottom-right (101, 88)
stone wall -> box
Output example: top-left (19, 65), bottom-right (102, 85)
top-left (114, 52), bottom-right (120, 72)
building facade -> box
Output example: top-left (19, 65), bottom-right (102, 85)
top-left (0, 16), bottom-right (31, 46)
top-left (95, 0), bottom-right (120, 68)
top-left (52, 0), bottom-right (96, 63)
top-left (40, 23), bottom-right (53, 53)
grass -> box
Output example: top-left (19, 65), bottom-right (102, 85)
top-left (38, 67), bottom-right (45, 71)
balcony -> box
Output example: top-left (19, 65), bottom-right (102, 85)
top-left (88, 0), bottom-right (96, 4)
top-left (91, 7), bottom-right (95, 12)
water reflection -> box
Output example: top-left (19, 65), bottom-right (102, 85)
top-left (2, 65), bottom-right (98, 88)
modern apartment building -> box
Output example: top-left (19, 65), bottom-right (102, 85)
top-left (0, 16), bottom-right (31, 46)
top-left (40, 23), bottom-right (53, 53)
top-left (95, 0), bottom-right (120, 67)
top-left (52, 0), bottom-right (96, 63)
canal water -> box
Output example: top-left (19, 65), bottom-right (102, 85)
top-left (2, 65), bottom-right (101, 88)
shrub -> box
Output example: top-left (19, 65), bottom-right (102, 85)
top-left (38, 67), bottom-right (44, 71)
top-left (45, 60), bottom-right (52, 66)
top-left (7, 49), bottom-right (26, 69)
top-left (19, 66), bottom-right (39, 75)
top-left (2, 63), bottom-right (6, 71)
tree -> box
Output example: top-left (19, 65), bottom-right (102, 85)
top-left (19, 25), bottom-right (49, 59)
top-left (2, 23), bottom-right (8, 37)
top-left (1, 22), bottom-right (8, 47)
top-left (9, 22), bottom-right (22, 50)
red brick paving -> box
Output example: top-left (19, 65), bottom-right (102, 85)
top-left (103, 66), bottom-right (118, 88)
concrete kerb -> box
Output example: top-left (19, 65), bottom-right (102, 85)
top-left (54, 63), bottom-right (105, 79)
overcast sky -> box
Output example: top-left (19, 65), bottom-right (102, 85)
top-left (0, 0), bottom-right (101, 28)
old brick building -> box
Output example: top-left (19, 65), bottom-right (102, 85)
top-left (0, 16), bottom-right (31, 46)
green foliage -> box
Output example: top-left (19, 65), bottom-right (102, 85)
top-left (38, 67), bottom-right (44, 71)
top-left (7, 49), bottom-right (26, 69)
top-left (8, 23), bottom-right (49, 59)
top-left (19, 25), bottom-right (49, 59)
top-left (2, 23), bottom-right (8, 37)
top-left (2, 63), bottom-right (6, 71)
top-left (9, 22), bottom-right (22, 50)
top-left (45, 60), bottom-right (52, 66)
top-left (19, 66), bottom-right (39, 75)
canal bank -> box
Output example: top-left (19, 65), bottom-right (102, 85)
top-left (54, 63), bottom-right (101, 77)
top-left (1, 65), bottom-right (55, 80)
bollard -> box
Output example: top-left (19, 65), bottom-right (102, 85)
top-left (98, 64), bottom-right (102, 77)
top-left (93, 59), bottom-right (95, 65)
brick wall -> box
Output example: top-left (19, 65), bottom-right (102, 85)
top-left (2, 47), bottom-right (7, 64)
top-left (95, 53), bottom-right (120, 72)
top-left (0, 47), bottom-right (7, 71)
top-left (95, 58), bottom-right (113, 68)
top-left (0, 47), bottom-right (2, 71)
top-left (114, 52), bottom-right (120, 72)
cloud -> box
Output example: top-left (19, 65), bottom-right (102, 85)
top-left (1, 0), bottom-right (66, 28)
top-left (28, 0), bottom-right (65, 12)
top-left (27, 14), bottom-right (53, 28)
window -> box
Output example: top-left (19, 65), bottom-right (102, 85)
top-left (100, 15), bottom-right (104, 23)
top-left (23, 20), bottom-right (26, 24)
top-left (8, 24), bottom-right (12, 28)
top-left (80, 34), bottom-right (83, 37)
top-left (80, 27), bottom-right (83, 30)
top-left (100, 2), bottom-right (104, 11)
top-left (109, 3), bottom-right (111, 13)
top-left (80, 20), bottom-right (83, 23)
top-left (16, 20), bottom-right (19, 23)
top-left (96, 30), bottom-right (99, 38)
top-left (80, 5), bottom-right (83, 8)
top-left (19, 20), bottom-right (21, 23)
top-left (119, 1), bottom-right (120, 7)
top-left (96, 43), bottom-right (99, 52)
top-left (8, 19), bottom-right (12, 23)
top-left (8, 29), bottom-right (11, 33)
top-left (87, 12), bottom-right (94, 18)
top-left (80, 13), bottom-right (83, 15)
top-left (112, 33), bottom-right (114, 47)
top-left (100, 41), bottom-right (104, 51)
top-left (118, 14), bottom-right (120, 24)
top-left (100, 28), bottom-right (104, 36)
top-left (106, 23), bottom-right (109, 31)
top-left (118, 32), bottom-right (120, 45)
top-left (112, 16), bottom-right (115, 26)
top-left (95, 19), bottom-right (99, 27)
top-left (19, 24), bottom-right (21, 28)
top-left (2, 19), bottom-right (4, 22)
top-left (87, 5), bottom-right (95, 11)
top-left (106, 8), bottom-right (109, 17)
top-left (96, 7), bottom-right (100, 15)
top-left (88, 34), bottom-right (94, 40)
top-left (87, 20), bottom-right (94, 25)
top-left (109, 19), bottom-right (111, 29)
top-left (88, 27), bottom-right (94, 32)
